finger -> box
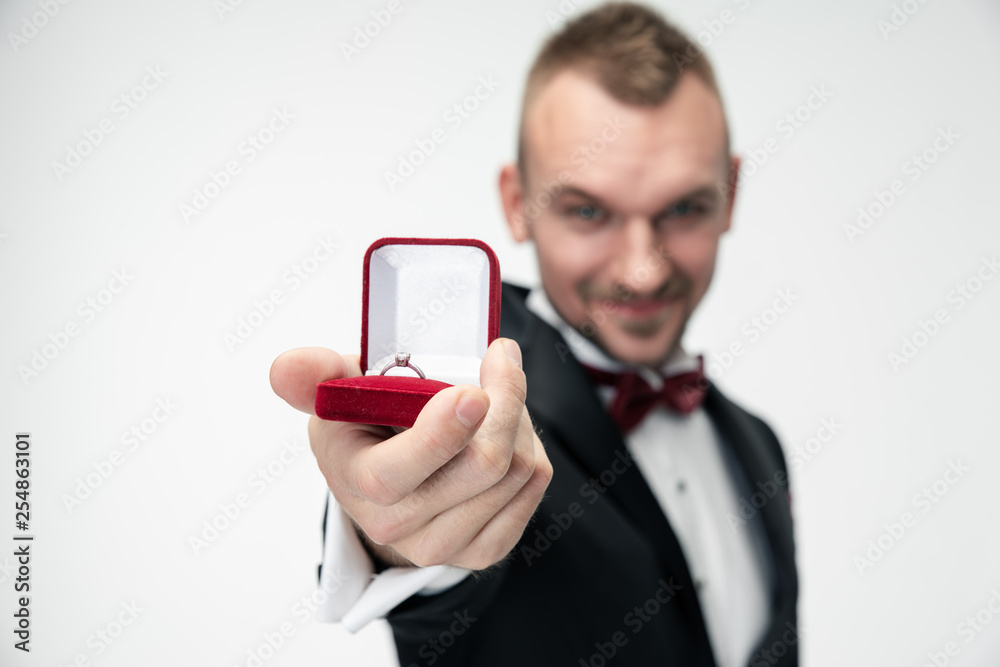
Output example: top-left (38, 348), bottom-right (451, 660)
top-left (344, 384), bottom-right (490, 506)
top-left (269, 347), bottom-right (361, 414)
top-left (459, 338), bottom-right (527, 480)
top-left (403, 434), bottom-right (553, 569)
top-left (394, 413), bottom-right (541, 563)
top-left (347, 401), bottom-right (537, 543)
top-left (458, 439), bottom-right (553, 569)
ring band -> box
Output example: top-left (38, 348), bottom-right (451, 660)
top-left (378, 352), bottom-right (425, 379)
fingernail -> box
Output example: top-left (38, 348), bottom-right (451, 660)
top-left (503, 339), bottom-right (522, 369)
top-left (456, 394), bottom-right (489, 427)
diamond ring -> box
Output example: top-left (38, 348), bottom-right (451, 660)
top-left (378, 352), bottom-right (425, 379)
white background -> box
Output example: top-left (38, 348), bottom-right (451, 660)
top-left (1, 0), bottom-right (999, 665)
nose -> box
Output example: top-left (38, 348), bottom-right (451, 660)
top-left (614, 216), bottom-right (670, 297)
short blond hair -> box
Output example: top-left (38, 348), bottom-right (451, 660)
top-left (518, 2), bottom-right (725, 176)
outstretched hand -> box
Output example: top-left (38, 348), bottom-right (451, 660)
top-left (269, 338), bottom-right (552, 570)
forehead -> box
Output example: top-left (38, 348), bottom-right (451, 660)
top-left (523, 69), bottom-right (729, 209)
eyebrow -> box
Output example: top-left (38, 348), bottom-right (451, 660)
top-left (554, 184), bottom-right (723, 211)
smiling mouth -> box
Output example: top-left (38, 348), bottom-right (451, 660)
top-left (612, 297), bottom-right (675, 318)
top-left (579, 276), bottom-right (691, 325)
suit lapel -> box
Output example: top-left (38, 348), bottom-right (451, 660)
top-left (501, 285), bottom-right (714, 651)
top-left (703, 386), bottom-right (797, 634)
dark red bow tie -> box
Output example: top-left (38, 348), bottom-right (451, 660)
top-left (581, 355), bottom-right (708, 433)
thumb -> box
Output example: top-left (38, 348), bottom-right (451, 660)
top-left (269, 347), bottom-right (361, 414)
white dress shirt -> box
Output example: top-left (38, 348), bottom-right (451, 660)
top-left (317, 287), bottom-right (773, 667)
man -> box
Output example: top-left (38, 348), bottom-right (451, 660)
top-left (270, 3), bottom-right (798, 665)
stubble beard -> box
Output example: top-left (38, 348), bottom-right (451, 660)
top-left (575, 276), bottom-right (694, 367)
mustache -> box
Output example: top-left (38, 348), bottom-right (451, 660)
top-left (577, 276), bottom-right (692, 303)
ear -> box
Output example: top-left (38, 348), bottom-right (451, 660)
top-left (723, 155), bottom-right (740, 233)
top-left (499, 163), bottom-right (531, 242)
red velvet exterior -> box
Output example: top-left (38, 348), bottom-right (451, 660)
top-left (316, 376), bottom-right (453, 428)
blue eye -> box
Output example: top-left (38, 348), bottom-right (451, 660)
top-left (667, 201), bottom-right (696, 217)
top-left (657, 201), bottom-right (710, 229)
top-left (575, 205), bottom-right (605, 221)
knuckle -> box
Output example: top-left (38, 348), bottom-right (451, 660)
top-left (362, 515), bottom-right (405, 546)
top-left (412, 422), bottom-right (464, 465)
top-left (356, 465), bottom-right (403, 507)
top-left (534, 454), bottom-right (554, 487)
top-left (469, 442), bottom-right (511, 485)
top-left (506, 449), bottom-right (536, 485)
top-left (405, 553), bottom-right (436, 569)
top-left (462, 552), bottom-right (496, 571)
top-left (406, 541), bottom-right (452, 568)
top-left (463, 542), bottom-right (510, 571)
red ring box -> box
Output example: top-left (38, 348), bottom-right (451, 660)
top-left (315, 238), bottom-right (501, 428)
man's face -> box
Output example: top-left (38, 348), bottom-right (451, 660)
top-left (500, 69), bottom-right (736, 368)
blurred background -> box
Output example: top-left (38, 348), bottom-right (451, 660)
top-left (1, 0), bottom-right (999, 664)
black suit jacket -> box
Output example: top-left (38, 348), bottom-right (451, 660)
top-left (345, 283), bottom-right (798, 666)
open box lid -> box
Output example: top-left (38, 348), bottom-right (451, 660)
top-left (360, 237), bottom-right (501, 387)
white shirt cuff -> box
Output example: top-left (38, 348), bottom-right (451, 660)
top-left (316, 492), bottom-right (472, 632)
